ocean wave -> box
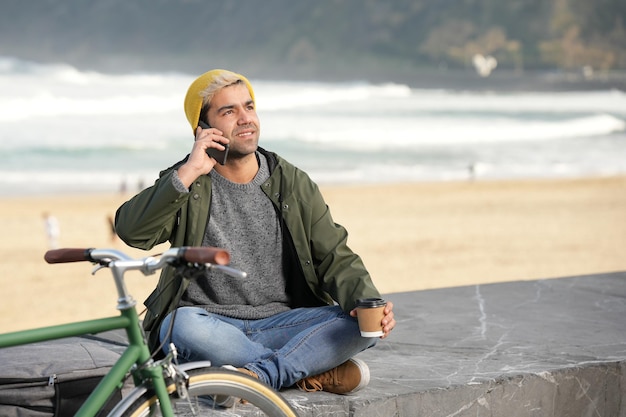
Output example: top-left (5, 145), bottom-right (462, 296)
top-left (2, 139), bottom-right (178, 153)
top-left (0, 56), bottom-right (191, 122)
top-left (0, 93), bottom-right (183, 122)
top-left (0, 56), bottom-right (625, 193)
top-left (263, 113), bottom-right (626, 149)
top-left (0, 55), bottom-right (189, 85)
top-left (255, 81), bottom-right (412, 111)
top-left (404, 89), bottom-right (626, 116)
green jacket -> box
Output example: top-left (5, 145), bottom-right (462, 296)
top-left (115, 148), bottom-right (381, 348)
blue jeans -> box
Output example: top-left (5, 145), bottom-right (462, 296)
top-left (159, 305), bottom-right (376, 390)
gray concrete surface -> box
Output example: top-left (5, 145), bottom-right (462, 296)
top-left (4, 272), bottom-right (624, 416)
top-left (283, 272), bottom-right (626, 416)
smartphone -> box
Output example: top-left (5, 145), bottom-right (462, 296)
top-left (198, 120), bottom-right (229, 165)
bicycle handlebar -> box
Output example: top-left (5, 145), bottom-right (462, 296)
top-left (44, 246), bottom-right (230, 266)
top-left (180, 247), bottom-right (230, 265)
top-left (44, 248), bottom-right (93, 263)
top-left (43, 246), bottom-right (235, 310)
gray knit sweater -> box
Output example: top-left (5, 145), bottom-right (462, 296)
top-left (179, 153), bottom-right (291, 319)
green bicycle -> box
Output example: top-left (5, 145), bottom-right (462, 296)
top-left (0, 246), bottom-right (298, 417)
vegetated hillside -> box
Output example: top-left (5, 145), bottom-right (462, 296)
top-left (1, 0), bottom-right (624, 83)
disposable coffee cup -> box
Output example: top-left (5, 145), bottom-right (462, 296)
top-left (355, 298), bottom-right (387, 337)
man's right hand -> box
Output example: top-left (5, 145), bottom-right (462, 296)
top-left (177, 126), bottom-right (229, 187)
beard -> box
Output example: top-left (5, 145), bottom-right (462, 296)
top-left (226, 127), bottom-right (260, 160)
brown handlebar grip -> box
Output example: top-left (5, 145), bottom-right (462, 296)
top-left (44, 248), bottom-right (92, 264)
top-left (181, 247), bottom-right (230, 265)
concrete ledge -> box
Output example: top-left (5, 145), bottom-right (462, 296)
top-left (282, 272), bottom-right (626, 416)
top-left (6, 272), bottom-right (622, 416)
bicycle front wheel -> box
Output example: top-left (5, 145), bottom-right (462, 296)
top-left (118, 367), bottom-right (298, 417)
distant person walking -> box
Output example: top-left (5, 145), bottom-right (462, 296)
top-left (42, 212), bottom-right (60, 249)
top-left (107, 215), bottom-right (118, 243)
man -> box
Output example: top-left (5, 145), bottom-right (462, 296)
top-left (115, 69), bottom-right (395, 395)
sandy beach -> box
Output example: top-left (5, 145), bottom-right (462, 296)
top-left (1, 176), bottom-right (625, 333)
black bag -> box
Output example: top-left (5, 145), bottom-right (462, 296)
top-left (0, 337), bottom-right (126, 417)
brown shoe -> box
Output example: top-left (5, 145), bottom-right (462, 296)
top-left (296, 358), bottom-right (370, 395)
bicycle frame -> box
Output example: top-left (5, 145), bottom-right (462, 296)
top-left (0, 247), bottom-right (233, 417)
top-left (0, 306), bottom-right (176, 417)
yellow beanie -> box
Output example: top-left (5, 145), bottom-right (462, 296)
top-left (183, 69), bottom-right (255, 134)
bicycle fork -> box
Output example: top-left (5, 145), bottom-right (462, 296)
top-left (129, 344), bottom-right (195, 417)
